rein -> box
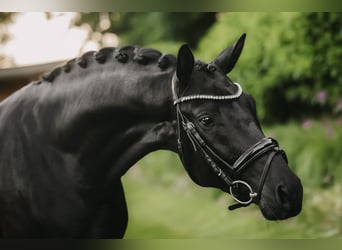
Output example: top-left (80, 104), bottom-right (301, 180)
top-left (171, 74), bottom-right (287, 210)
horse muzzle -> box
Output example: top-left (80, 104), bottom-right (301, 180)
top-left (259, 174), bottom-right (303, 220)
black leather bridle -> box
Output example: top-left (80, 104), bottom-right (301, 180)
top-left (172, 74), bottom-right (287, 210)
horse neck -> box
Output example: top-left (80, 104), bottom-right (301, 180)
top-left (41, 60), bottom-right (178, 180)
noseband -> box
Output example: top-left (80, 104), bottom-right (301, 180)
top-left (172, 74), bottom-right (287, 210)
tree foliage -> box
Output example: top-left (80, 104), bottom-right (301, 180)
top-left (76, 12), bottom-right (216, 48)
top-left (0, 13), bottom-right (16, 67)
top-left (0, 13), bottom-right (13, 23)
top-left (303, 13), bottom-right (342, 114)
top-left (197, 13), bottom-right (342, 123)
top-left (0, 12), bottom-right (15, 42)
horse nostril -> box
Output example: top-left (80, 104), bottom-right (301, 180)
top-left (276, 184), bottom-right (291, 209)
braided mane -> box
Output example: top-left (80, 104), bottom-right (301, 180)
top-left (40, 46), bottom-right (177, 83)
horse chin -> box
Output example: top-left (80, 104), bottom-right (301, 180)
top-left (258, 199), bottom-right (301, 221)
top-left (259, 206), bottom-right (279, 221)
top-left (258, 200), bottom-right (280, 220)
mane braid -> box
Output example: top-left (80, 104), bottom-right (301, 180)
top-left (77, 51), bottom-right (96, 68)
top-left (42, 67), bottom-right (62, 82)
top-left (62, 59), bottom-right (76, 73)
top-left (40, 45), bottom-right (176, 83)
top-left (194, 61), bottom-right (207, 71)
top-left (158, 54), bottom-right (176, 69)
top-left (133, 48), bottom-right (162, 65)
top-left (95, 47), bottom-right (116, 64)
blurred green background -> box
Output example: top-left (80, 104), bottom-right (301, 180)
top-left (1, 12), bottom-right (342, 238)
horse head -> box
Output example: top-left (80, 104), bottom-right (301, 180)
top-left (173, 34), bottom-right (303, 220)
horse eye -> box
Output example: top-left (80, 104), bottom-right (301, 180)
top-left (199, 115), bottom-right (214, 127)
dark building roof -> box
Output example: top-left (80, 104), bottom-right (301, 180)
top-left (0, 61), bottom-right (63, 100)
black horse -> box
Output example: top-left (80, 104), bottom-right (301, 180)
top-left (0, 34), bottom-right (302, 238)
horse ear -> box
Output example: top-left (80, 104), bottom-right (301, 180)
top-left (176, 44), bottom-right (195, 86)
top-left (212, 33), bottom-right (246, 74)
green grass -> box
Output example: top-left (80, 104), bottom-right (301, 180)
top-left (121, 121), bottom-right (342, 238)
top-left (122, 166), bottom-right (309, 238)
